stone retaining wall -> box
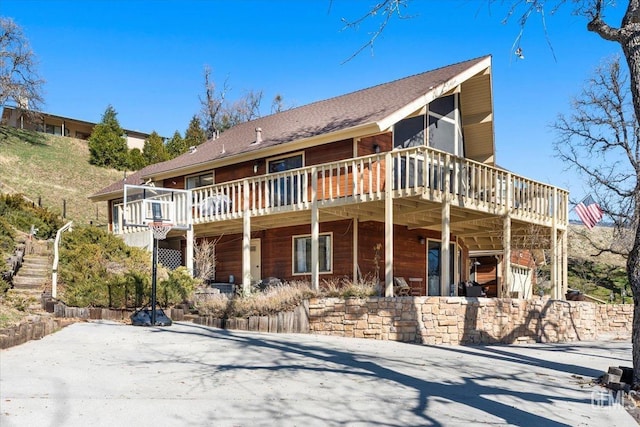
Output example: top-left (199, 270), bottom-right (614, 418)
top-left (8, 298), bottom-right (629, 350)
top-left (596, 303), bottom-right (634, 337)
top-left (308, 297), bottom-right (632, 344)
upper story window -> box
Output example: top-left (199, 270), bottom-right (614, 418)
top-left (393, 94), bottom-right (464, 157)
top-left (268, 153), bottom-right (303, 173)
top-left (186, 172), bottom-right (214, 189)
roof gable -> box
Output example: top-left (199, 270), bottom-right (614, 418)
top-left (92, 55), bottom-right (492, 200)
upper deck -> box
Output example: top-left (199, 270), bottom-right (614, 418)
top-left (116, 145), bottom-right (568, 249)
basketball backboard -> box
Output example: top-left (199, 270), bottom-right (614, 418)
top-left (123, 184), bottom-right (191, 230)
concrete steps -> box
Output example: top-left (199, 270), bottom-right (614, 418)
top-left (11, 241), bottom-right (51, 300)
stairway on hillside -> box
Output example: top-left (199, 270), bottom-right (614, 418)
top-left (8, 239), bottom-right (52, 311)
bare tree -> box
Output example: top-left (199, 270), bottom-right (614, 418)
top-left (347, 0), bottom-right (640, 387)
top-left (199, 66), bottom-right (263, 139)
top-left (554, 56), bottom-right (640, 384)
top-left (271, 94), bottom-right (285, 114)
top-left (199, 65), bottom-right (228, 139)
top-left (343, 1), bottom-right (640, 125)
top-left (194, 236), bottom-right (222, 282)
top-left (0, 17), bottom-right (44, 112)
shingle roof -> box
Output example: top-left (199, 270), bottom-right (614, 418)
top-left (91, 56), bottom-right (490, 200)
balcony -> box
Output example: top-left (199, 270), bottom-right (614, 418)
top-left (117, 146), bottom-right (568, 241)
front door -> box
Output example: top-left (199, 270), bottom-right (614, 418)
top-left (250, 238), bottom-right (261, 283)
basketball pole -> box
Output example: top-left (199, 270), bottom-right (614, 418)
top-left (151, 234), bottom-right (158, 325)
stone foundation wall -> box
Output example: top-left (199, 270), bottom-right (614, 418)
top-left (308, 297), bottom-right (632, 344)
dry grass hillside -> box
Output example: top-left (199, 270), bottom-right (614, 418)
top-left (0, 126), bottom-right (123, 226)
top-left (568, 223), bottom-right (626, 267)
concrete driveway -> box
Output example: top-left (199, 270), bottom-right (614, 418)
top-left (0, 321), bottom-right (635, 426)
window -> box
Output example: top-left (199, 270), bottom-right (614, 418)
top-left (268, 154), bottom-right (302, 173)
top-left (267, 153), bottom-right (304, 206)
top-left (292, 233), bottom-right (332, 275)
top-left (427, 94), bottom-right (464, 157)
top-left (427, 241), bottom-right (441, 296)
top-left (427, 240), bottom-right (459, 296)
top-left (111, 199), bottom-right (123, 234)
top-left (428, 115), bottom-right (456, 154)
top-left (394, 115), bottom-right (425, 148)
top-left (392, 94), bottom-right (464, 157)
top-left (45, 123), bottom-right (62, 136)
top-left (186, 172), bottom-right (214, 189)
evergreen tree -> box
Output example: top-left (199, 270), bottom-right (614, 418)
top-left (88, 105), bottom-right (129, 170)
top-left (166, 130), bottom-right (187, 158)
top-left (142, 131), bottom-right (169, 165)
top-left (127, 148), bottom-right (146, 171)
top-left (184, 115), bottom-right (206, 148)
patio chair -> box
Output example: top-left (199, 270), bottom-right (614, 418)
top-left (393, 277), bottom-right (411, 297)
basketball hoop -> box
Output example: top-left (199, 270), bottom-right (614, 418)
top-left (149, 222), bottom-right (173, 240)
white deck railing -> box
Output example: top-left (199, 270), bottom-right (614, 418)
top-left (117, 146), bottom-right (568, 233)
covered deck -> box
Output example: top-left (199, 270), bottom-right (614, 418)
top-left (117, 145), bottom-right (569, 298)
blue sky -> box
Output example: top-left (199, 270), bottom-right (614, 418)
top-left (2, 0), bottom-right (624, 204)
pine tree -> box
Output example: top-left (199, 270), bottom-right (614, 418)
top-left (127, 148), bottom-right (146, 170)
top-left (166, 130), bottom-right (187, 158)
top-left (184, 115), bottom-right (206, 148)
top-left (142, 131), bottom-right (169, 165)
top-left (88, 105), bottom-right (129, 170)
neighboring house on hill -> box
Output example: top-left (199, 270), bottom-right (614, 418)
top-left (1, 106), bottom-right (152, 150)
top-left (90, 56), bottom-right (569, 300)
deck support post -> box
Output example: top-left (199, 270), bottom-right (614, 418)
top-left (186, 227), bottom-right (194, 277)
top-left (550, 227), bottom-right (559, 299)
top-left (242, 180), bottom-right (251, 295)
top-left (353, 217), bottom-right (359, 283)
top-left (502, 214), bottom-right (511, 298)
top-left (550, 187), bottom-right (560, 299)
top-left (441, 208), bottom-right (451, 296)
top-left (561, 227), bottom-right (568, 299)
top-left (440, 155), bottom-right (451, 296)
top-left (311, 167), bottom-right (319, 291)
top-left (384, 152), bottom-right (394, 297)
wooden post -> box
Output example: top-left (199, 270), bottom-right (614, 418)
top-left (384, 152), bottom-right (394, 297)
top-left (550, 187), bottom-right (559, 299)
top-left (242, 180), bottom-right (251, 295)
top-left (352, 217), bottom-right (359, 283)
top-left (186, 227), bottom-right (194, 276)
top-left (502, 214), bottom-right (511, 298)
top-left (311, 167), bottom-right (319, 291)
top-left (500, 173), bottom-right (514, 298)
top-left (560, 228), bottom-right (568, 299)
top-left (440, 155), bottom-right (451, 296)
top-left (563, 191), bottom-right (569, 298)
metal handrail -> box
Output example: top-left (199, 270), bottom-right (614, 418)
top-left (51, 221), bottom-right (73, 299)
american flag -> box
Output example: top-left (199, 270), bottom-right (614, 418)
top-left (575, 195), bottom-right (604, 229)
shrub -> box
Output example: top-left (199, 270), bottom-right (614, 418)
top-left (59, 225), bottom-right (151, 308)
top-left (197, 281), bottom-right (317, 318)
top-left (0, 194), bottom-right (64, 239)
top-left (0, 277), bottom-right (11, 294)
top-left (0, 216), bottom-right (16, 262)
top-left (158, 267), bottom-right (200, 308)
top-left (321, 276), bottom-right (379, 298)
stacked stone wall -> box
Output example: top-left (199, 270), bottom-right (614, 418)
top-left (309, 297), bottom-right (632, 344)
top-left (596, 303), bottom-right (633, 338)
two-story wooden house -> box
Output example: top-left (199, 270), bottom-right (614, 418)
top-left (90, 56), bottom-right (569, 299)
